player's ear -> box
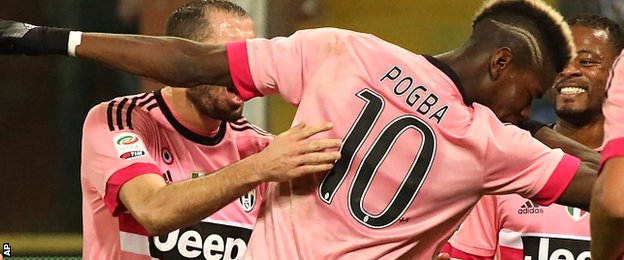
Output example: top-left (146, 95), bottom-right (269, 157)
top-left (489, 47), bottom-right (512, 81)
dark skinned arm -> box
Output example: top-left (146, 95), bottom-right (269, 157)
top-left (77, 33), bottom-right (232, 88)
top-left (590, 157), bottom-right (624, 259)
top-left (531, 127), bottom-right (598, 211)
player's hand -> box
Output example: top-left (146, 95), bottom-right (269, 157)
top-left (0, 19), bottom-right (70, 55)
top-left (252, 122), bottom-right (342, 183)
top-left (0, 19), bottom-right (39, 54)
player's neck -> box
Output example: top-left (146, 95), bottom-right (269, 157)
top-left (554, 116), bottom-right (604, 149)
top-left (162, 87), bottom-right (222, 137)
top-left (434, 49), bottom-right (483, 104)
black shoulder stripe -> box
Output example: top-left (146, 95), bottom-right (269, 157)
top-left (106, 100), bottom-right (117, 131)
top-left (106, 93), bottom-right (153, 132)
top-left (116, 98), bottom-right (129, 130)
top-left (126, 96), bottom-right (140, 130)
top-left (230, 124), bottom-right (273, 137)
top-left (230, 119), bottom-right (250, 126)
top-left (138, 95), bottom-right (156, 107)
top-left (137, 92), bottom-right (150, 100)
top-left (230, 119), bottom-right (271, 135)
top-left (147, 103), bottom-right (159, 111)
top-left (247, 123), bottom-right (271, 135)
top-left (230, 125), bottom-right (259, 132)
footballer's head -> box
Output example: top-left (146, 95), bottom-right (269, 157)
top-left (166, 0), bottom-right (255, 121)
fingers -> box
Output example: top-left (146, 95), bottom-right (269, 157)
top-left (291, 163), bottom-right (336, 177)
top-left (287, 122), bottom-right (334, 140)
top-left (298, 151), bottom-right (341, 165)
top-left (304, 139), bottom-right (342, 153)
top-left (258, 121), bottom-right (342, 182)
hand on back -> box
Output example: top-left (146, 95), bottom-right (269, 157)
top-left (253, 122), bottom-right (342, 183)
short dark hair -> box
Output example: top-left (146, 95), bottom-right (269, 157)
top-left (165, 0), bottom-right (249, 41)
top-left (472, 0), bottom-right (574, 73)
top-left (566, 14), bottom-right (624, 54)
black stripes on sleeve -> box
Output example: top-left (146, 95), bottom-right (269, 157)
top-left (229, 118), bottom-right (273, 137)
top-left (106, 100), bottom-right (117, 131)
top-left (116, 98), bottom-right (129, 130)
top-left (138, 95), bottom-right (155, 107)
top-left (106, 93), bottom-right (156, 131)
top-left (125, 97), bottom-right (140, 130)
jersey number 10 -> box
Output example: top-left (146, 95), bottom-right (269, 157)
top-left (319, 89), bottom-right (436, 228)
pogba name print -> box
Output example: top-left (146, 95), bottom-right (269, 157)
top-left (379, 66), bottom-right (449, 124)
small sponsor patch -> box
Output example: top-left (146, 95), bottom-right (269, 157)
top-left (162, 148), bottom-right (173, 165)
top-left (517, 200), bottom-right (544, 215)
top-left (239, 189), bottom-right (256, 212)
top-left (566, 206), bottom-right (588, 221)
top-left (114, 133), bottom-right (147, 160)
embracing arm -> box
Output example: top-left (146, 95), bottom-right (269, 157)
top-left (119, 123), bottom-right (341, 235)
top-left (77, 33), bottom-right (232, 88)
top-left (531, 126), bottom-right (600, 168)
top-left (532, 127), bottom-right (597, 211)
top-left (591, 157), bottom-right (624, 259)
top-left (120, 160), bottom-right (262, 236)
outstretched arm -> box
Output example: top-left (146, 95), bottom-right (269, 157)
top-left (77, 33), bottom-right (232, 88)
top-left (0, 20), bottom-right (231, 88)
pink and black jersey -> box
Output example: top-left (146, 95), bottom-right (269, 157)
top-left (225, 28), bottom-right (581, 259)
top-left (444, 195), bottom-right (590, 260)
top-left (81, 90), bottom-right (272, 260)
top-left (602, 51), bottom-right (624, 167)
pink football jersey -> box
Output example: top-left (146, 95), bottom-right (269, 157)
top-left (81, 90), bottom-right (272, 259)
top-left (602, 51), bottom-right (624, 167)
top-left (226, 28), bottom-right (581, 259)
top-left (445, 195), bottom-right (590, 260)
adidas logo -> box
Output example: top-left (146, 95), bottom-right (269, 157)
top-left (517, 200), bottom-right (544, 214)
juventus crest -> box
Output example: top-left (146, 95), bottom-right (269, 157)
top-left (239, 189), bottom-right (257, 212)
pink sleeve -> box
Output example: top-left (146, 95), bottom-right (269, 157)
top-left (226, 28), bottom-right (351, 106)
top-left (483, 121), bottom-right (580, 205)
top-left (529, 154), bottom-right (579, 205)
top-left (446, 195), bottom-right (499, 258)
top-left (601, 51), bottom-right (624, 168)
top-left (82, 104), bottom-right (162, 215)
top-left (226, 41), bottom-right (260, 100)
top-left (601, 138), bottom-right (624, 171)
top-left (105, 163), bottom-right (161, 216)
